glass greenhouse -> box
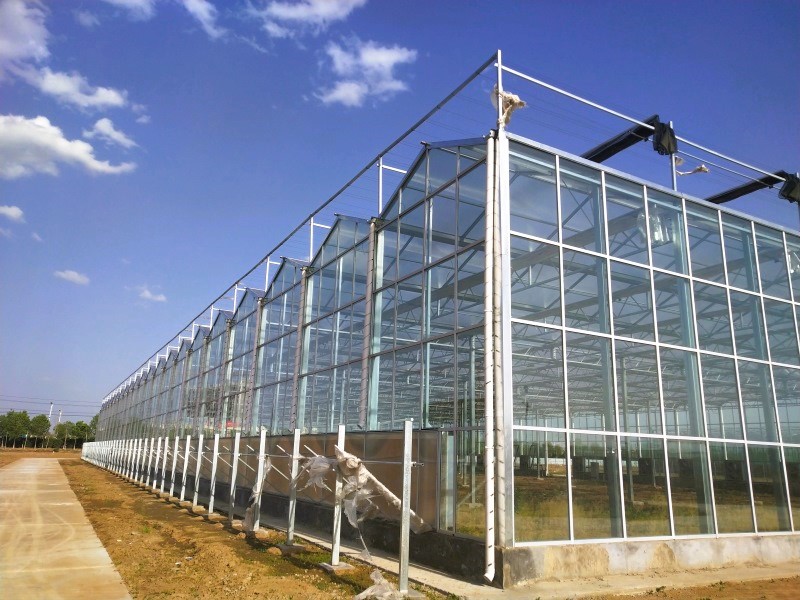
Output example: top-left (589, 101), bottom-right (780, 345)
top-left (91, 53), bottom-right (799, 586)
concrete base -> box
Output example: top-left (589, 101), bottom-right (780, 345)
top-left (500, 535), bottom-right (800, 588)
top-left (277, 543), bottom-right (308, 555)
top-left (319, 561), bottom-right (355, 573)
top-left (400, 589), bottom-right (425, 599)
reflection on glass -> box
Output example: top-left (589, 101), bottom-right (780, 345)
top-left (514, 430), bottom-right (569, 541)
top-left (571, 433), bottom-right (623, 539)
top-left (425, 339), bottom-right (454, 427)
top-left (709, 442), bottom-right (754, 533)
top-left (605, 175), bottom-right (647, 265)
top-left (693, 283), bottom-right (733, 354)
top-left (563, 249), bottom-right (609, 333)
top-left (661, 348), bottom-right (703, 436)
top-left (512, 324), bottom-right (564, 427)
top-left (427, 259), bottom-right (456, 337)
top-left (723, 215), bottom-right (758, 292)
top-left (395, 274), bottom-right (422, 347)
top-left (560, 160), bottom-right (604, 253)
top-left (456, 247), bottom-right (484, 330)
top-left (427, 147), bottom-right (458, 194)
top-left (648, 189), bottom-right (687, 274)
top-left (455, 430), bottom-right (485, 537)
top-left (701, 355), bottom-right (743, 440)
top-left (509, 143), bottom-right (558, 240)
top-left (730, 291), bottom-right (767, 360)
top-left (773, 366), bottom-right (800, 444)
top-left (763, 299), bottom-right (799, 365)
top-left (653, 272), bottom-right (695, 347)
top-left (783, 447), bottom-right (800, 528)
top-left (616, 341), bottom-right (662, 434)
top-left (610, 261), bottom-right (654, 341)
top-left (686, 203), bottom-right (725, 283)
top-left (456, 330), bottom-right (484, 428)
top-left (738, 359), bottom-right (779, 442)
top-left (621, 437), bottom-right (670, 537)
top-left (398, 203), bottom-right (425, 279)
top-left (755, 225), bottom-right (791, 299)
top-left (457, 164), bottom-right (485, 249)
top-left (510, 237), bottom-right (560, 325)
top-left (785, 234), bottom-right (800, 300)
top-left (667, 440), bottom-right (714, 534)
top-left (567, 333), bottom-right (614, 431)
top-left (747, 445), bottom-right (791, 532)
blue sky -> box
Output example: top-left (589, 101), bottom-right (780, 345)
top-left (1, 0), bottom-right (798, 424)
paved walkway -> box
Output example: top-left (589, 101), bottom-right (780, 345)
top-left (0, 458), bottom-right (130, 599)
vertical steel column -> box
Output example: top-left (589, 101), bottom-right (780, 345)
top-left (253, 428), bottom-right (267, 532)
top-left (243, 297), bottom-right (265, 435)
top-left (169, 434), bottom-right (180, 497)
top-left (180, 434), bottom-right (191, 502)
top-left (193, 433), bottom-right (204, 508)
top-left (209, 433), bottom-right (220, 514)
top-left (286, 428), bottom-right (301, 545)
top-left (330, 423), bottom-right (346, 566)
top-left (229, 431), bottom-right (241, 523)
top-left (290, 270), bottom-right (310, 431)
top-left (399, 419), bottom-right (413, 594)
top-left (359, 218), bottom-right (378, 429)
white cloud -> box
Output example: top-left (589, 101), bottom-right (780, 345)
top-left (74, 10), bottom-right (100, 28)
top-left (251, 0), bottom-right (366, 38)
top-left (83, 118), bottom-right (137, 149)
top-left (54, 269), bottom-right (90, 285)
top-left (17, 66), bottom-right (128, 110)
top-left (0, 114), bottom-right (136, 179)
top-left (0, 205), bottom-right (25, 222)
top-left (0, 227), bottom-right (11, 238)
top-left (0, 0), bottom-right (49, 77)
top-left (138, 285), bottom-right (167, 302)
top-left (317, 39), bottom-right (417, 107)
top-left (178, 0), bottom-right (226, 39)
top-left (31, 231), bottom-right (42, 242)
top-left (135, 114), bottom-right (151, 124)
top-left (132, 103), bottom-right (151, 124)
top-left (99, 0), bottom-right (157, 20)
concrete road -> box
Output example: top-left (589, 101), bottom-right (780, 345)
top-left (0, 458), bottom-right (131, 599)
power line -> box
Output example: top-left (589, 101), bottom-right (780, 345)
top-left (0, 394), bottom-right (100, 406)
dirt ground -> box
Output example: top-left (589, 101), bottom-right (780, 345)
top-left (1, 449), bottom-right (797, 599)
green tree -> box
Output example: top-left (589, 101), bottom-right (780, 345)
top-left (72, 421), bottom-right (90, 447)
top-left (54, 421), bottom-right (74, 449)
top-left (3, 410), bottom-right (31, 448)
top-left (89, 413), bottom-right (99, 441)
top-left (29, 414), bottom-right (51, 448)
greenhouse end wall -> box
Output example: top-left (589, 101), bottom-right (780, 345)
top-left (92, 130), bottom-right (799, 586)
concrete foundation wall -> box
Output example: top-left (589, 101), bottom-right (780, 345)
top-left (501, 535), bottom-right (800, 588)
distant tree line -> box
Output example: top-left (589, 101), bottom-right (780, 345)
top-left (0, 410), bottom-right (98, 449)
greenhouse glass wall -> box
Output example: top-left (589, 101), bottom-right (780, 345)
top-left (90, 55), bottom-right (799, 586)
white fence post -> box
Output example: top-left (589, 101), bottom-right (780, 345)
top-left (180, 434), bottom-right (191, 502)
top-left (331, 424), bottom-right (346, 566)
top-left (209, 433), bottom-right (220, 514)
top-left (399, 419), bottom-right (412, 594)
top-left (151, 436), bottom-right (162, 488)
top-left (286, 429), bottom-right (301, 545)
top-left (169, 434), bottom-right (180, 497)
top-left (193, 433), bottom-right (204, 508)
top-left (253, 429), bottom-right (267, 532)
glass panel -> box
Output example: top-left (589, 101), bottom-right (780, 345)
top-left (428, 189), bottom-right (457, 264)
top-left (393, 346), bottom-right (422, 427)
top-left (571, 433), bottom-right (623, 539)
top-left (755, 225), bottom-right (790, 299)
top-left (456, 246), bottom-right (484, 330)
top-left (509, 143), bottom-right (558, 240)
top-left (610, 260), bottom-right (654, 341)
top-left (427, 259), bottom-right (456, 337)
top-left (567, 333), bottom-right (614, 431)
top-left (653, 273), bottom-right (695, 347)
top-left (773, 366), bottom-right (800, 444)
top-left (427, 147), bottom-right (458, 194)
top-left (397, 203), bottom-right (425, 279)
top-left (621, 436), bottom-right (670, 537)
top-left (748, 445), bottom-right (791, 532)
top-left (560, 160), bottom-right (604, 253)
top-left (510, 237), bottom-right (560, 325)
top-left (378, 219), bottom-right (398, 287)
top-left (647, 189), bottom-right (687, 274)
top-left (513, 430), bottom-right (569, 541)
top-left (395, 273), bottom-right (423, 347)
top-left (616, 340), bottom-right (662, 435)
top-left (375, 286), bottom-right (395, 352)
top-left (686, 203), bottom-right (725, 283)
top-left (457, 163), bottom-right (485, 249)
top-left (693, 283), bottom-right (733, 354)
top-left (424, 338), bottom-right (454, 428)
top-left (738, 359), bottom-right (779, 442)
top-left (784, 447), bottom-right (800, 529)
top-left (512, 324), bottom-right (565, 427)
top-left (667, 439), bottom-right (714, 534)
top-left (707, 441), bottom-right (755, 533)
top-left (730, 291), bottom-right (767, 360)
top-left (563, 249), bottom-right (609, 333)
top-left (605, 174), bottom-right (647, 265)
top-left (723, 214), bottom-right (758, 292)
top-left (455, 429), bottom-right (485, 537)
top-left (456, 330), bottom-right (485, 428)
top-left (661, 348), bottom-right (703, 436)
top-left (400, 154), bottom-right (426, 213)
top-left (701, 355), bottom-right (743, 440)
top-left (785, 234), bottom-right (800, 300)
top-left (763, 299), bottom-right (799, 365)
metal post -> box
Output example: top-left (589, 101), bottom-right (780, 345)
top-left (331, 424), bottom-right (346, 566)
top-left (170, 434), bottom-right (180, 497)
top-left (286, 428), bottom-right (301, 545)
top-left (253, 428), bottom-right (267, 532)
top-left (399, 419), bottom-right (413, 594)
top-left (193, 433), bottom-right (204, 508)
top-left (229, 431), bottom-right (241, 523)
top-left (180, 434), bottom-right (191, 502)
top-left (138, 437), bottom-right (148, 484)
top-left (209, 433), bottom-right (220, 514)
top-left (159, 435), bottom-right (169, 494)
top-left (151, 436), bottom-right (162, 489)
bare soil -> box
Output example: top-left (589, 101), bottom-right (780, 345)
top-left (1, 451), bottom-right (797, 599)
